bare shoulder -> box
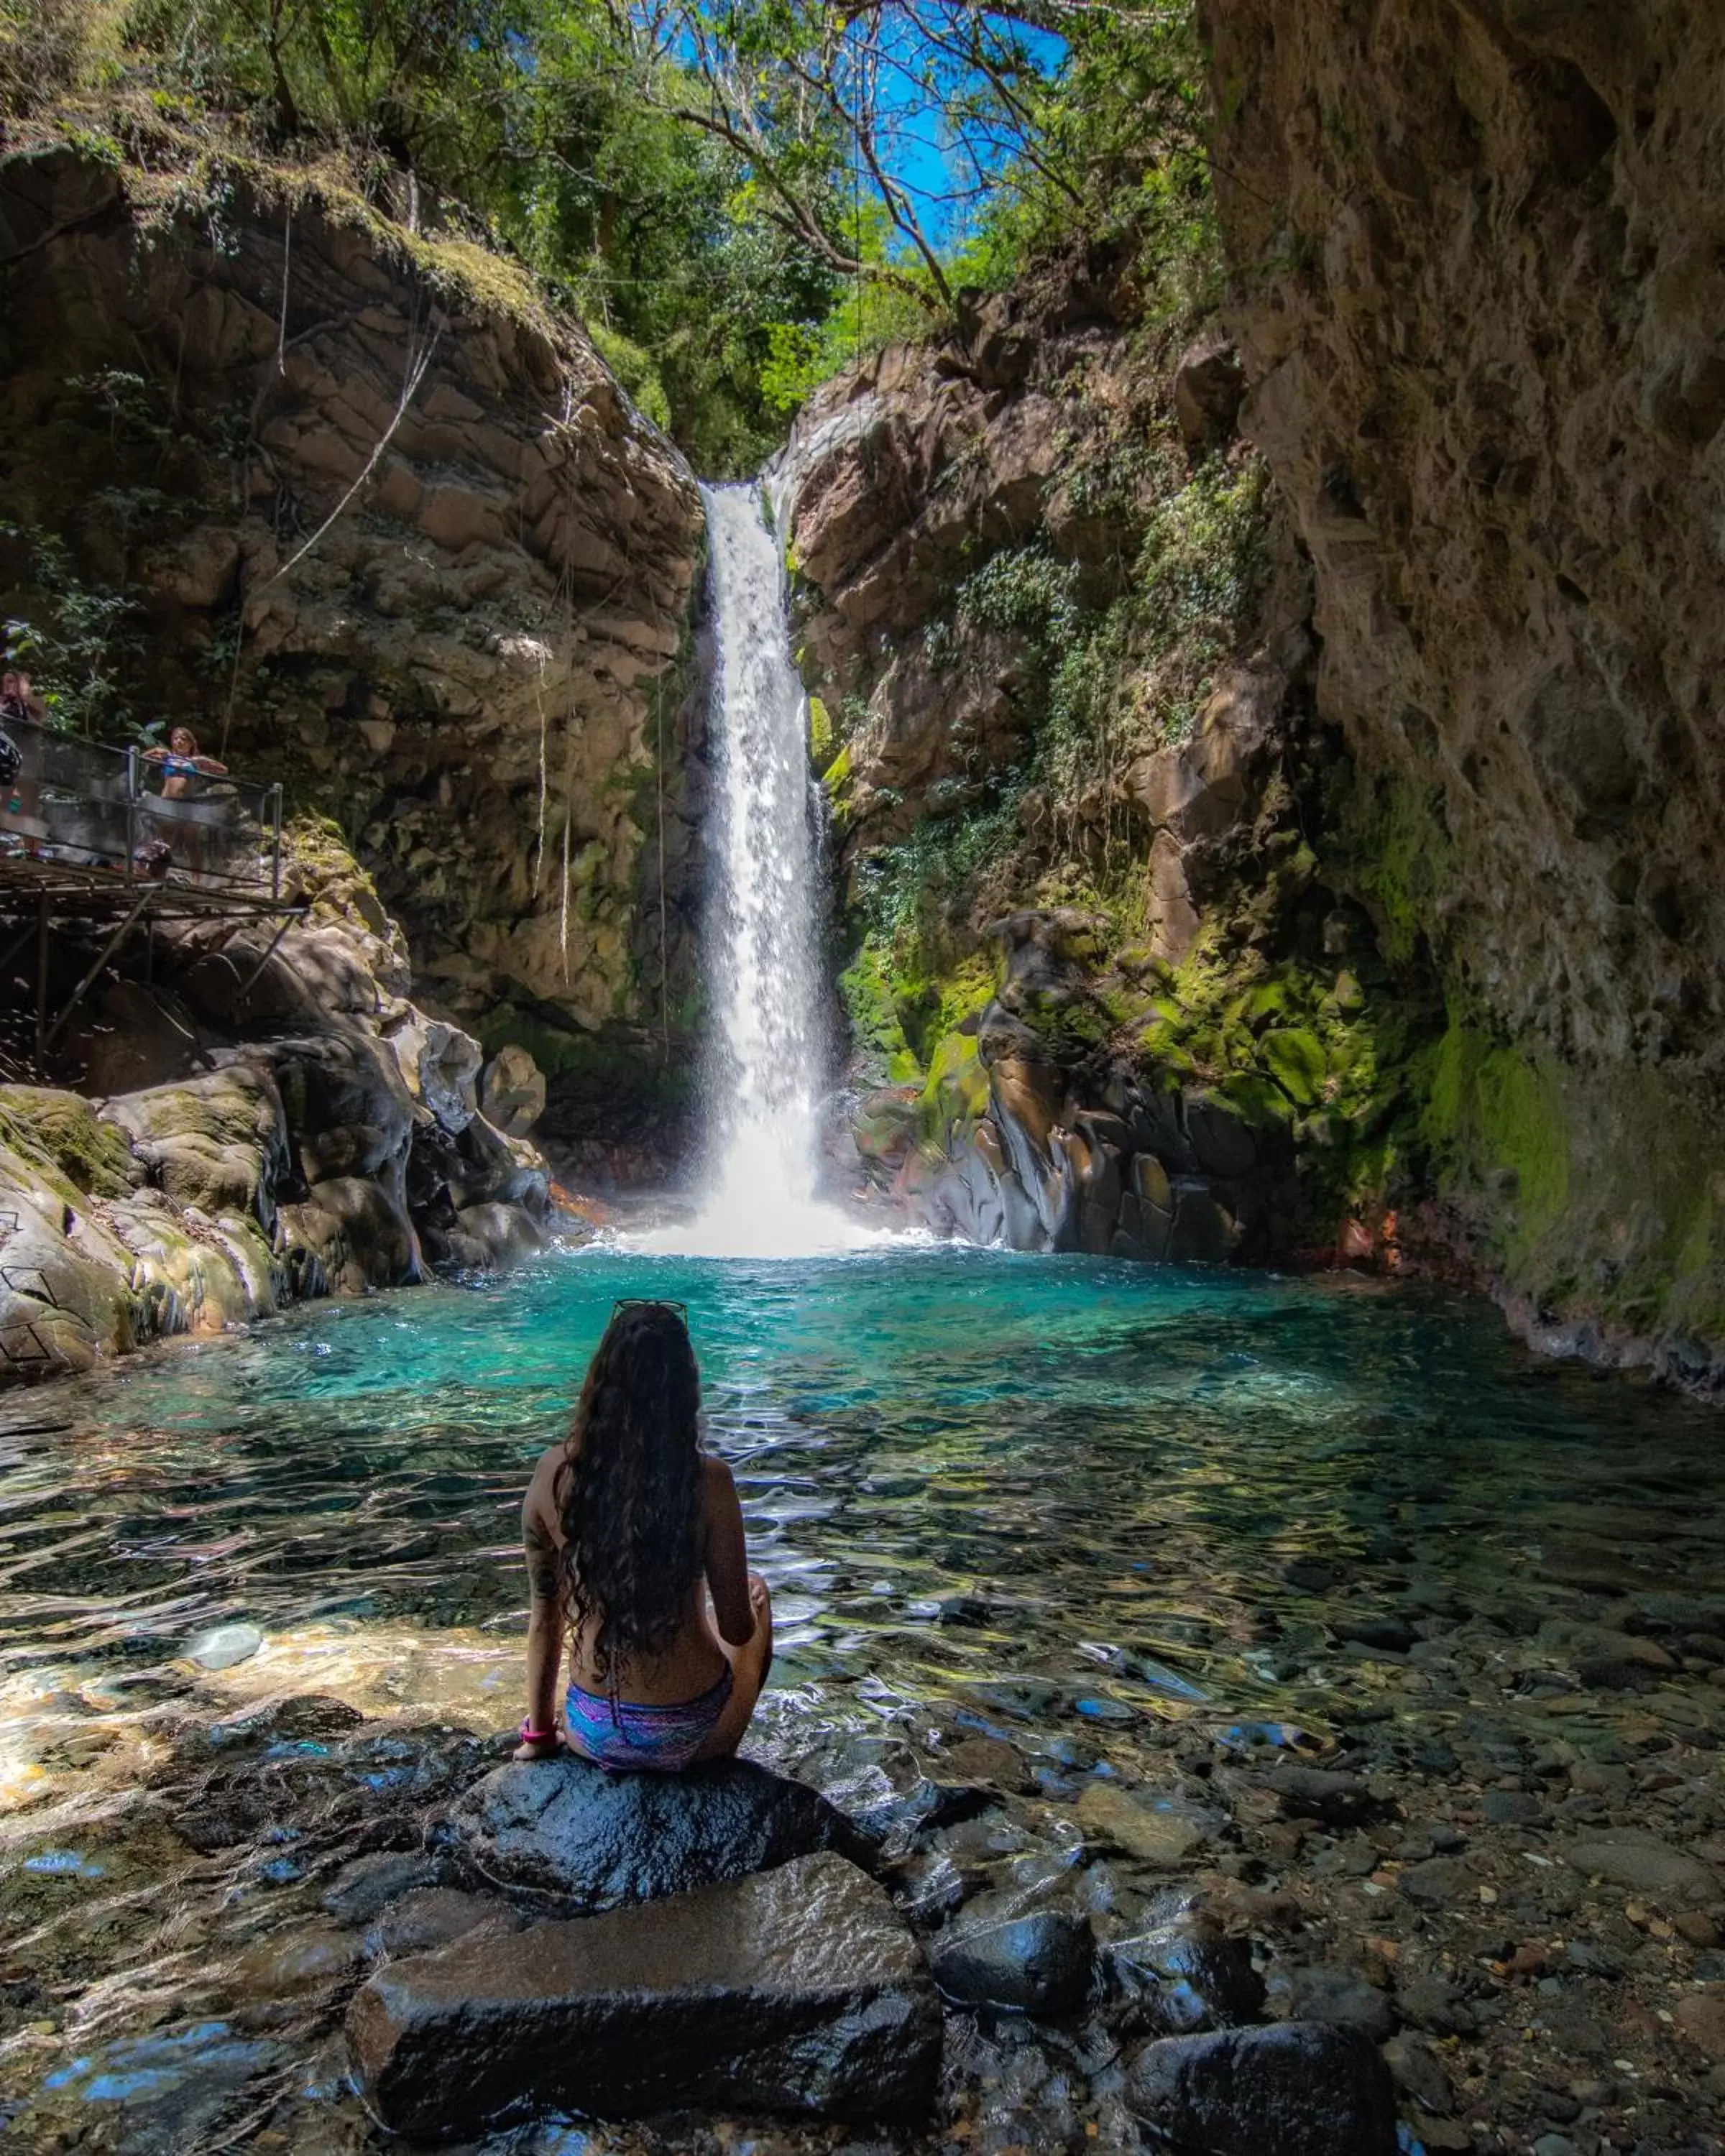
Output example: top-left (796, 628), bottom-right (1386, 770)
top-left (523, 1445), bottom-right (566, 1532)
top-left (702, 1453), bottom-right (737, 1498)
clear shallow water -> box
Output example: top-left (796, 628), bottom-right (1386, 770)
top-left (4, 1245), bottom-right (1722, 1760)
top-left (3, 1246), bottom-right (1724, 2146)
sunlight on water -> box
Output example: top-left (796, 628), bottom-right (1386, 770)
top-left (3, 1244), bottom-right (1724, 2147)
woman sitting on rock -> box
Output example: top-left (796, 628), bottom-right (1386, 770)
top-left (515, 1299), bottom-right (772, 1771)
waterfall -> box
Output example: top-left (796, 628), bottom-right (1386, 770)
top-left (651, 481), bottom-right (869, 1258)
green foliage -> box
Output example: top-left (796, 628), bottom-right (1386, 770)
top-left (0, 0), bottom-right (129, 112)
top-left (759, 273), bottom-right (933, 413)
top-left (957, 545), bottom-right (1082, 650)
top-left (958, 4), bottom-right (1220, 314)
top-left (585, 321), bottom-right (671, 431)
top-left (855, 786), bottom-right (1026, 949)
top-left (1, 522), bottom-right (138, 736)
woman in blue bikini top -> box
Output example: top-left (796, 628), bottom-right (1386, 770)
top-left (515, 1300), bottom-right (773, 1772)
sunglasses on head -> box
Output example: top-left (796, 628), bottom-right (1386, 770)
top-left (611, 1297), bottom-right (689, 1320)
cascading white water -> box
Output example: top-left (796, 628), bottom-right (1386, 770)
top-left (650, 480), bottom-right (873, 1258)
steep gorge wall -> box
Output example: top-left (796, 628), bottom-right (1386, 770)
top-left (1200, 0), bottom-right (1725, 1383)
top-left (779, 276), bottom-right (1421, 1268)
top-left (0, 137), bottom-right (707, 1170)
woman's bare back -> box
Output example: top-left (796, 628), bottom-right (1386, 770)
top-left (522, 1443), bottom-right (751, 1703)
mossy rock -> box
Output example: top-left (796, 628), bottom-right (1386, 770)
top-left (0, 1087), bottom-right (141, 1201)
top-left (919, 1031), bottom-right (992, 1146)
top-left (1261, 1026), bottom-right (1329, 1107)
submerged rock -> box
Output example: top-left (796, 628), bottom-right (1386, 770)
top-left (1560, 1829), bottom-right (1718, 1904)
top-left (1075, 1782), bottom-right (1213, 1864)
top-left (443, 1753), bottom-right (873, 1913)
top-left (347, 1852), bottom-right (940, 2139)
top-left (1105, 1916), bottom-right (1265, 2036)
top-left (1265, 1962), bottom-right (1397, 2042)
top-left (187, 1623), bottom-right (264, 1672)
top-left (1126, 2020), bottom-right (1398, 2155)
top-left (929, 1905), bottom-right (1093, 2015)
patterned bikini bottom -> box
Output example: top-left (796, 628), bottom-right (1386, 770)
top-left (564, 1666), bottom-right (734, 1772)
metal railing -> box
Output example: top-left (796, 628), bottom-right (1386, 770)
top-left (0, 720), bottom-right (284, 898)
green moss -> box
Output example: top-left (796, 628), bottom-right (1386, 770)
top-left (1420, 1019), bottom-right (1569, 1263)
top-left (1261, 1026), bottom-right (1328, 1107)
top-left (918, 1029), bottom-right (992, 1147)
top-left (809, 694), bottom-right (834, 767)
top-left (0, 1086), bottom-right (136, 1200)
top-left (1343, 775), bottom-right (1455, 967)
top-left (839, 939), bottom-right (921, 1084)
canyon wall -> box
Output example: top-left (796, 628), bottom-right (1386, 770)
top-left (0, 137), bottom-right (707, 1174)
top-left (1200, 0), bottom-right (1725, 1383)
top-left (777, 275), bottom-right (1417, 1269)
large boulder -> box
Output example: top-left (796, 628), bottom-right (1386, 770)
top-left (443, 1754), bottom-right (873, 1915)
top-left (0, 1151), bottom-right (139, 1376)
top-left (347, 1853), bottom-right (941, 2140)
top-left (388, 1013), bottom-right (482, 1135)
top-left (280, 1175), bottom-right (421, 1293)
top-left (1126, 2022), bottom-right (1399, 2156)
top-left (480, 1044), bottom-right (548, 1138)
top-left (0, 1085), bottom-right (142, 1199)
top-left (101, 1067), bottom-right (288, 1229)
top-left (231, 1033), bottom-right (414, 1192)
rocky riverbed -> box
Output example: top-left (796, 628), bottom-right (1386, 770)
top-left (1, 1251), bottom-right (1723, 2153)
top-left (3, 1610), bottom-right (1724, 2155)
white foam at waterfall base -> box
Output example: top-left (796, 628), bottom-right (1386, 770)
top-left (639, 482), bottom-right (888, 1261)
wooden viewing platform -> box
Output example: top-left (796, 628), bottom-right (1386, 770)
top-left (0, 722), bottom-right (303, 1060)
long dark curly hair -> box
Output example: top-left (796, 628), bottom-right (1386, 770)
top-left (556, 1302), bottom-right (704, 1691)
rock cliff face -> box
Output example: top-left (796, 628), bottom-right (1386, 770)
top-left (778, 279), bottom-right (1412, 1268)
top-left (0, 137), bottom-right (706, 1161)
top-left (1200, 0), bottom-right (1725, 1383)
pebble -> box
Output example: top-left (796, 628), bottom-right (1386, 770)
top-left (1673, 1994), bottom-right (1725, 2060)
top-left (1481, 1789), bottom-right (1544, 1826)
top-left (1560, 1830), bottom-right (1717, 1903)
top-left (1265, 1963), bottom-right (1397, 2042)
top-left (1397, 1856), bottom-right (1474, 1907)
top-left (1075, 1784), bottom-right (1210, 1864)
top-left (1381, 2032), bottom-right (1455, 2114)
top-left (1074, 1695), bottom-right (1136, 1725)
top-left (188, 1623), bottom-right (264, 1671)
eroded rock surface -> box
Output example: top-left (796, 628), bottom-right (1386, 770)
top-left (348, 1852), bottom-right (941, 2139)
top-left (0, 823), bottom-right (553, 1381)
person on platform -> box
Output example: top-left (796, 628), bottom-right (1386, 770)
top-left (145, 724), bottom-right (228, 801)
top-left (515, 1300), bottom-right (773, 1770)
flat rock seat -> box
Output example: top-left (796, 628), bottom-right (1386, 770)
top-left (443, 1752), bottom-right (876, 1913)
top-left (348, 1851), bottom-right (940, 2140)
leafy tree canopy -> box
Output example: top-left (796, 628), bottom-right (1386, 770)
top-left (2, 0), bottom-right (1210, 467)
